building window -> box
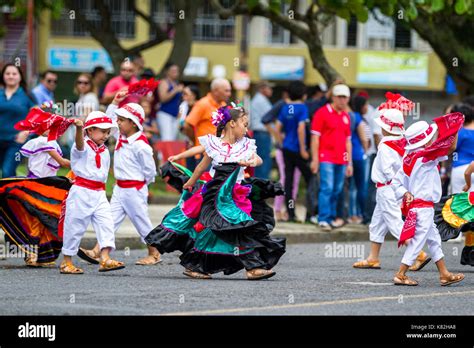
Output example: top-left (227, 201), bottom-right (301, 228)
top-left (51, 0), bottom-right (135, 39)
top-left (346, 16), bottom-right (357, 47)
top-left (394, 19), bottom-right (411, 49)
top-left (267, 2), bottom-right (298, 44)
top-left (150, 0), bottom-right (235, 42)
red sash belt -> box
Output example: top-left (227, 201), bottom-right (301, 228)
top-left (116, 180), bottom-right (146, 190)
top-left (376, 180), bottom-right (392, 188)
top-left (398, 198), bottom-right (434, 247)
top-left (74, 176), bottom-right (106, 191)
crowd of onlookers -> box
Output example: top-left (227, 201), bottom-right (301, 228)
top-left (0, 57), bottom-right (473, 230)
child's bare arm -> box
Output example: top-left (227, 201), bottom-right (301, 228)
top-left (169, 145), bottom-right (204, 162)
top-left (74, 119), bottom-right (84, 151)
top-left (47, 150), bottom-right (71, 168)
top-left (183, 153), bottom-right (212, 190)
top-left (463, 161), bottom-right (474, 192)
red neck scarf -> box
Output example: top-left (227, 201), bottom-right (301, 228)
top-left (384, 137), bottom-right (407, 157)
top-left (86, 139), bottom-right (107, 168)
top-left (116, 133), bottom-right (149, 151)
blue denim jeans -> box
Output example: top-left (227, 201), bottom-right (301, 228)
top-left (318, 162), bottom-right (346, 223)
top-left (253, 131), bottom-right (272, 179)
top-left (349, 158), bottom-right (368, 219)
top-left (0, 140), bottom-right (22, 178)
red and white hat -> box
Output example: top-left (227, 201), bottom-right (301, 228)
top-left (374, 108), bottom-right (405, 135)
top-left (114, 103), bottom-right (145, 131)
top-left (404, 121), bottom-right (438, 150)
top-left (84, 111), bottom-right (117, 130)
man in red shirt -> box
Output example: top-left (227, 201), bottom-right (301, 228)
top-left (310, 84), bottom-right (353, 231)
top-left (102, 61), bottom-right (140, 106)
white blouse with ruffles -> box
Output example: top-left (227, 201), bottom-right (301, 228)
top-left (198, 134), bottom-right (257, 183)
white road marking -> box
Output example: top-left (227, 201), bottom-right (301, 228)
top-left (344, 281), bottom-right (393, 286)
top-left (162, 289), bottom-right (474, 316)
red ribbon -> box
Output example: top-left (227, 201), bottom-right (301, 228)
top-left (116, 137), bottom-right (128, 151)
top-left (86, 139), bottom-right (106, 168)
top-left (379, 115), bottom-right (404, 131)
top-left (122, 104), bottom-right (144, 123)
top-left (84, 117), bottom-right (112, 128)
top-left (116, 180), bottom-right (145, 190)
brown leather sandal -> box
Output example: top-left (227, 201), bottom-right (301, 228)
top-left (440, 273), bottom-right (464, 286)
top-left (393, 273), bottom-right (418, 286)
top-left (408, 251), bottom-right (431, 272)
top-left (135, 254), bottom-right (162, 265)
top-left (99, 258), bottom-right (125, 272)
top-left (77, 247), bottom-right (100, 265)
top-left (59, 261), bottom-right (84, 274)
top-left (246, 268), bottom-right (276, 280)
top-left (353, 259), bottom-right (381, 269)
top-left (183, 269), bottom-right (212, 279)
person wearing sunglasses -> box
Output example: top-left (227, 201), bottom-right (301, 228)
top-left (74, 73), bottom-right (99, 119)
top-left (32, 70), bottom-right (58, 105)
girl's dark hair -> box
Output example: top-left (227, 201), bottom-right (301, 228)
top-left (350, 95), bottom-right (368, 114)
top-left (216, 106), bottom-right (247, 137)
top-left (186, 84), bottom-right (200, 100)
top-left (451, 103), bottom-right (474, 125)
top-left (164, 62), bottom-right (178, 72)
top-left (1, 63), bottom-right (28, 91)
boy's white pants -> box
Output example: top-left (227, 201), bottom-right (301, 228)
top-left (110, 185), bottom-right (153, 243)
top-left (61, 186), bottom-right (116, 256)
top-left (401, 207), bottom-right (444, 266)
top-left (369, 186), bottom-right (403, 243)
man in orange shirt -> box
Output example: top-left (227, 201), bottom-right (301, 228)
top-left (183, 78), bottom-right (231, 147)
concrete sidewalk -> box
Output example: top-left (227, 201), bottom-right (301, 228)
top-left (81, 204), bottom-right (377, 249)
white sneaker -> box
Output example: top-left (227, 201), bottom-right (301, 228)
top-left (309, 216), bottom-right (318, 225)
top-left (318, 221), bottom-right (332, 231)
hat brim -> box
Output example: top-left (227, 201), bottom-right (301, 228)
top-left (404, 123), bottom-right (438, 150)
top-left (374, 117), bottom-right (404, 135)
top-left (84, 123), bottom-right (118, 130)
top-left (114, 109), bottom-right (144, 131)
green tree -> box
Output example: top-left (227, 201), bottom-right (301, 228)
top-left (211, 0), bottom-right (474, 95)
top-left (63, 0), bottom-right (201, 75)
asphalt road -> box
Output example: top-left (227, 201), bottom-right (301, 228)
top-left (0, 241), bottom-right (472, 315)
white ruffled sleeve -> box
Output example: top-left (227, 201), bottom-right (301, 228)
top-left (20, 137), bottom-right (55, 158)
top-left (244, 137), bottom-right (257, 161)
top-left (198, 134), bottom-right (221, 160)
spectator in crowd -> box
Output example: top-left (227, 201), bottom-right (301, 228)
top-left (311, 84), bottom-right (353, 231)
top-left (276, 81), bottom-right (312, 223)
top-left (250, 80), bottom-right (274, 179)
top-left (74, 73), bottom-right (99, 118)
top-left (132, 53), bottom-right (146, 79)
top-left (0, 63), bottom-right (36, 177)
top-left (102, 60), bottom-right (139, 106)
top-left (157, 62), bottom-right (183, 141)
top-left (450, 103), bottom-right (474, 194)
top-left (142, 97), bottom-right (159, 142)
top-left (357, 90), bottom-right (382, 224)
top-left (91, 66), bottom-right (107, 103)
top-left (306, 84), bottom-right (328, 118)
top-left (347, 95), bottom-right (370, 224)
top-left (31, 70), bottom-right (57, 104)
top-left (178, 84), bottom-right (200, 171)
top-left (262, 87), bottom-right (302, 222)
top-left (183, 78), bottom-right (230, 151)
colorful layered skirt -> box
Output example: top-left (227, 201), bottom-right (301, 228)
top-left (145, 162), bottom-right (286, 275)
top-left (0, 176), bottom-right (71, 263)
top-left (434, 192), bottom-right (474, 265)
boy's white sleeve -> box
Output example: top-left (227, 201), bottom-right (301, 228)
top-left (137, 144), bottom-right (157, 184)
top-left (105, 104), bottom-right (119, 139)
top-left (391, 167), bottom-right (408, 201)
top-left (379, 146), bottom-right (397, 183)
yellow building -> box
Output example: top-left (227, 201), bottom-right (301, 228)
top-left (37, 0), bottom-right (448, 101)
